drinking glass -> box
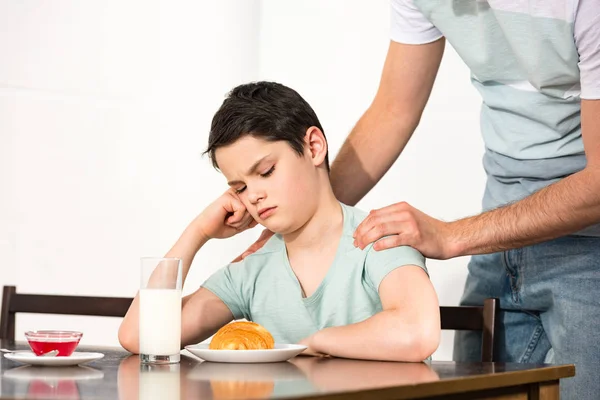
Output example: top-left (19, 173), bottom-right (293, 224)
top-left (139, 257), bottom-right (182, 364)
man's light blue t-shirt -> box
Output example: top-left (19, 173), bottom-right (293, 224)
top-left (391, 0), bottom-right (600, 236)
top-left (202, 203), bottom-right (427, 344)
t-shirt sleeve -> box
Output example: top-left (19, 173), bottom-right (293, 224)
top-left (390, 0), bottom-right (443, 45)
top-left (364, 242), bottom-right (428, 292)
top-left (574, 0), bottom-right (600, 99)
top-left (201, 262), bottom-right (248, 320)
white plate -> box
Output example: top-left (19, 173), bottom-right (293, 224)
top-left (3, 351), bottom-right (104, 367)
top-left (185, 344), bottom-right (307, 363)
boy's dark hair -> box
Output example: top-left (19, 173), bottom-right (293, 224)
top-left (205, 81), bottom-right (329, 170)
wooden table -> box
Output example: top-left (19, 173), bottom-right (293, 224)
top-left (0, 341), bottom-right (574, 399)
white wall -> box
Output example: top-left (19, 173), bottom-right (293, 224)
top-left (0, 0), bottom-right (485, 360)
top-left (0, 0), bottom-right (262, 348)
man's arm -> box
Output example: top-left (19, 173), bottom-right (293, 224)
top-left (354, 1), bottom-right (600, 258)
top-left (118, 190), bottom-right (255, 353)
top-left (232, 39), bottom-right (446, 263)
top-left (330, 39), bottom-right (445, 206)
top-left (301, 266), bottom-right (440, 362)
top-left (443, 0), bottom-right (600, 254)
top-left (448, 99), bottom-right (600, 255)
top-left (353, 100), bottom-right (600, 258)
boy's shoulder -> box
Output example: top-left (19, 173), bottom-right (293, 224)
top-left (229, 203), bottom-right (371, 269)
top-left (230, 233), bottom-right (285, 268)
top-left (340, 202), bottom-right (369, 235)
top-left (340, 203), bottom-right (369, 228)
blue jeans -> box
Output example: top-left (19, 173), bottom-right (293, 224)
top-left (453, 235), bottom-right (600, 400)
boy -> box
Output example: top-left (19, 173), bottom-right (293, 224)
top-left (119, 82), bottom-right (440, 361)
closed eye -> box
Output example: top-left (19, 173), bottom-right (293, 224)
top-left (233, 166), bottom-right (274, 194)
top-left (260, 166), bottom-right (275, 178)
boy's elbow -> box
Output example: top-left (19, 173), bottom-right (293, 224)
top-left (409, 304), bottom-right (442, 361)
top-left (413, 328), bottom-right (440, 361)
top-left (415, 317), bottom-right (441, 359)
top-left (391, 319), bottom-right (440, 362)
top-left (118, 325), bottom-right (139, 354)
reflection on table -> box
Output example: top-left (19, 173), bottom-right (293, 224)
top-left (3, 365), bottom-right (103, 399)
top-left (0, 341), bottom-right (575, 400)
top-left (117, 353), bottom-right (440, 400)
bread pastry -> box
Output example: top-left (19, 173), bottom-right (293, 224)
top-left (209, 321), bottom-right (275, 350)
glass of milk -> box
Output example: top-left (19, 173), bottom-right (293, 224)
top-left (139, 257), bottom-right (182, 364)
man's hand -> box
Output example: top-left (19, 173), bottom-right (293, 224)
top-left (231, 228), bottom-right (275, 262)
top-left (353, 201), bottom-right (457, 260)
top-left (195, 190), bottom-right (258, 241)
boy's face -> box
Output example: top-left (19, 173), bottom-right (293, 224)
top-left (215, 136), bottom-right (321, 235)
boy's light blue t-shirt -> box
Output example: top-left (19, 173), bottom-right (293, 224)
top-left (202, 203), bottom-right (427, 344)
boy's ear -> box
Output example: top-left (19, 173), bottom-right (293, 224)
top-left (305, 126), bottom-right (328, 168)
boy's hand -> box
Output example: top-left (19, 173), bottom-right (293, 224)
top-left (196, 190), bottom-right (258, 240)
top-left (298, 335), bottom-right (330, 358)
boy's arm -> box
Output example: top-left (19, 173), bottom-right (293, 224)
top-left (301, 266), bottom-right (440, 362)
top-left (180, 287), bottom-right (234, 347)
top-left (118, 190), bottom-right (255, 353)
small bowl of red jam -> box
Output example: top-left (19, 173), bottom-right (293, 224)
top-left (25, 331), bottom-right (83, 357)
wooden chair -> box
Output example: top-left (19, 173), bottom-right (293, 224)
top-left (440, 298), bottom-right (499, 362)
top-left (2, 284), bottom-right (499, 361)
top-left (0, 285), bottom-right (133, 341)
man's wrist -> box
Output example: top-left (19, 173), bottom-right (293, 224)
top-left (445, 220), bottom-right (468, 259)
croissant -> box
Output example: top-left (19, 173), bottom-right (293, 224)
top-left (210, 321), bottom-right (275, 350)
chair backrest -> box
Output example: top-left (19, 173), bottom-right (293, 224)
top-left (2, 285), bottom-right (498, 359)
top-left (1, 285), bottom-right (133, 341)
top-left (440, 298), bottom-right (499, 362)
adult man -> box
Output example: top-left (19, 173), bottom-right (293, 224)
top-left (339, 1), bottom-right (599, 399)
top-left (240, 1), bottom-right (600, 398)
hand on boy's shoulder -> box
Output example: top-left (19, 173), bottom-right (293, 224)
top-left (231, 228), bottom-right (274, 262)
top-left (353, 201), bottom-right (456, 260)
top-left (195, 189), bottom-right (258, 241)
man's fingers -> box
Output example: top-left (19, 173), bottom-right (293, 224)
top-left (354, 212), bottom-right (391, 239)
top-left (371, 235), bottom-right (406, 251)
top-left (232, 246), bottom-right (253, 263)
top-left (354, 212), bottom-right (398, 245)
top-left (355, 221), bottom-right (400, 249)
top-left (353, 202), bottom-right (414, 238)
top-left (231, 229), bottom-right (274, 262)
top-left (353, 208), bottom-right (416, 247)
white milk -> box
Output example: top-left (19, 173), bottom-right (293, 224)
top-left (139, 288), bottom-right (182, 355)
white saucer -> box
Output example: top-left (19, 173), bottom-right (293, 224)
top-left (3, 351), bottom-right (104, 366)
top-left (184, 344), bottom-right (307, 364)
top-left (4, 365), bottom-right (104, 381)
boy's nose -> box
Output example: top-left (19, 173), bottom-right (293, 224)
top-left (248, 191), bottom-right (266, 204)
